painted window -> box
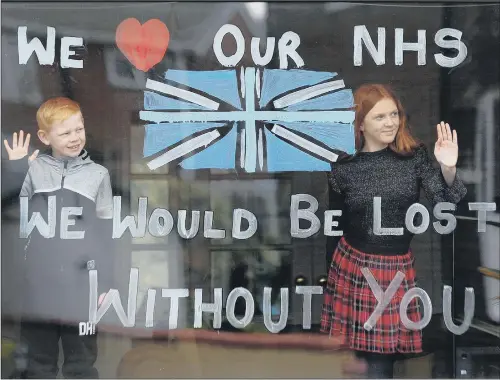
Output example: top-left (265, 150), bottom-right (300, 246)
top-left (1, 2), bottom-right (499, 379)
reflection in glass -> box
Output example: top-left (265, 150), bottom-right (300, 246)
top-left (131, 249), bottom-right (189, 330)
top-left (132, 250), bottom-right (170, 311)
top-left (1, 34), bottom-right (43, 105)
top-left (130, 126), bottom-right (169, 174)
top-left (130, 179), bottom-right (170, 244)
top-left (209, 179), bottom-right (291, 246)
top-left (211, 250), bottom-right (291, 332)
top-left (104, 48), bottom-right (146, 90)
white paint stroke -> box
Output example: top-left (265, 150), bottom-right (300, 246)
top-left (240, 67), bottom-right (246, 99)
top-left (258, 128), bottom-right (264, 170)
top-left (213, 24), bottom-right (245, 67)
top-left (145, 289), bottom-right (156, 328)
top-left (140, 110), bottom-right (355, 124)
top-left (18, 26), bottom-right (56, 65)
top-left (273, 79), bottom-right (345, 109)
top-left (146, 79), bottom-right (220, 111)
top-left (434, 28), bottom-right (468, 68)
top-left (395, 28), bottom-right (426, 66)
top-left (60, 36), bottom-right (84, 68)
top-left (244, 67), bottom-right (257, 173)
top-left (270, 124), bottom-right (338, 162)
top-left (353, 25), bottom-right (386, 66)
top-left (256, 69), bottom-right (261, 99)
top-left (147, 130), bottom-right (221, 170)
top-left (278, 31), bottom-right (304, 69)
top-left (251, 37), bottom-right (275, 67)
top-left (240, 128), bottom-right (246, 168)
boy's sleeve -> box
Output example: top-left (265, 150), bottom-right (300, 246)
top-left (1, 156), bottom-right (31, 203)
top-left (93, 170), bottom-right (115, 296)
top-left (1, 156), bottom-right (32, 248)
top-left (95, 170), bottom-right (113, 220)
top-left (19, 167), bottom-right (33, 199)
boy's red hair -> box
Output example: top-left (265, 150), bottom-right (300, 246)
top-left (36, 97), bottom-right (81, 131)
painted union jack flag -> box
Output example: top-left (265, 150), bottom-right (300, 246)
top-left (139, 68), bottom-right (355, 172)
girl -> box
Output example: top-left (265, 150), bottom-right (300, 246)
top-left (321, 84), bottom-right (467, 378)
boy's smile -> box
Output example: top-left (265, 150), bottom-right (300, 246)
top-left (38, 112), bottom-right (86, 158)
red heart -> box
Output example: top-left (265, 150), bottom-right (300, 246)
top-left (116, 18), bottom-right (170, 72)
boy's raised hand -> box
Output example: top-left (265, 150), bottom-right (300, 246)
top-left (3, 130), bottom-right (39, 161)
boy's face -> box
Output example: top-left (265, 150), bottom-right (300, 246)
top-left (38, 112), bottom-right (86, 158)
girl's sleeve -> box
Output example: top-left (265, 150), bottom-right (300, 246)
top-left (415, 144), bottom-right (467, 206)
top-left (325, 166), bottom-right (345, 270)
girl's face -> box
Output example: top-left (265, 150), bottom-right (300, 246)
top-left (360, 98), bottom-right (400, 150)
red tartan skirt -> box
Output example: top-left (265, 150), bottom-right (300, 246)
top-left (320, 237), bottom-right (423, 354)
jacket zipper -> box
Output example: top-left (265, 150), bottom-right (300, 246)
top-left (60, 161), bottom-right (68, 272)
top-left (62, 161), bottom-right (68, 187)
top-left (24, 235), bottom-right (31, 260)
top-left (60, 160), bottom-right (68, 206)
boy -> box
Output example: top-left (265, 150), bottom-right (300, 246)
top-left (3, 97), bottom-right (113, 378)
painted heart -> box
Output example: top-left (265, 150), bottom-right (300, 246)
top-left (116, 18), bottom-right (170, 72)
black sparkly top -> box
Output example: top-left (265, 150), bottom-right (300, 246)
top-left (327, 144), bottom-right (467, 255)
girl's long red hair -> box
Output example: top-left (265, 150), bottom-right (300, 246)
top-left (353, 84), bottom-right (420, 154)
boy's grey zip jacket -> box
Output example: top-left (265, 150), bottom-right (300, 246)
top-left (18, 150), bottom-right (114, 324)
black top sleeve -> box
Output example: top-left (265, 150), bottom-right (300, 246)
top-left (415, 144), bottom-right (467, 206)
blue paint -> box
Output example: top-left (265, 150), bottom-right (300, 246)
top-left (165, 70), bottom-right (242, 110)
top-left (284, 89), bottom-right (354, 111)
top-left (278, 122), bottom-right (356, 154)
top-left (139, 110), bottom-right (355, 124)
top-left (141, 68), bottom-right (356, 172)
top-left (144, 91), bottom-right (211, 111)
top-left (143, 122), bottom-right (227, 157)
top-left (180, 125), bottom-right (237, 169)
top-left (259, 69), bottom-right (337, 108)
top-left (264, 128), bottom-right (331, 172)
top-left (244, 67), bottom-right (257, 173)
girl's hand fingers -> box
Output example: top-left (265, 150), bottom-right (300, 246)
top-left (441, 122), bottom-right (448, 140)
top-left (436, 124), bottom-right (442, 141)
top-left (445, 123), bottom-right (452, 140)
top-left (440, 122), bottom-right (446, 140)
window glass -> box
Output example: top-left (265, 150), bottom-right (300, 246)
top-left (1, 2), bottom-right (499, 379)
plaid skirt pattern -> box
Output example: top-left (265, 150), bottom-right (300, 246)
top-left (320, 237), bottom-right (423, 354)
